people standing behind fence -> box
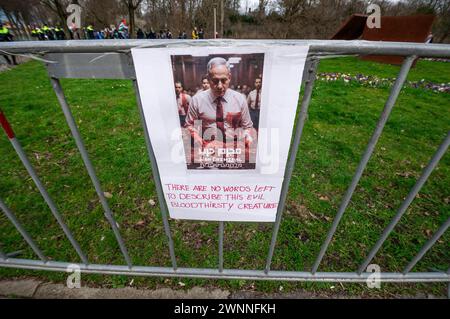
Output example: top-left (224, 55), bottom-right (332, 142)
top-left (192, 27), bottom-right (199, 39)
top-left (112, 27), bottom-right (120, 39)
top-left (85, 24), bottom-right (95, 39)
top-left (54, 25), bottom-right (65, 40)
top-left (69, 22), bottom-right (81, 40)
top-left (0, 22), bottom-right (17, 65)
top-left (102, 27), bottom-right (112, 39)
top-left (41, 24), bottom-right (55, 40)
top-left (247, 77), bottom-right (262, 129)
top-left (31, 24), bottom-right (64, 40)
top-left (198, 28), bottom-right (204, 39)
top-left (146, 28), bottom-right (156, 39)
top-left (137, 28), bottom-right (145, 39)
top-left (31, 26), bottom-right (43, 40)
top-left (25, 22), bottom-right (214, 41)
top-left (118, 19), bottom-right (129, 39)
top-left (96, 29), bottom-right (105, 39)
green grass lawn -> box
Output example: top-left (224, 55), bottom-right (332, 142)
top-left (318, 56), bottom-right (450, 83)
top-left (0, 57), bottom-right (449, 297)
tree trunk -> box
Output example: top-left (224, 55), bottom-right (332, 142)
top-left (41, 0), bottom-right (71, 39)
top-left (180, 0), bottom-right (186, 30)
top-left (54, 0), bottom-right (71, 39)
top-left (258, 0), bottom-right (265, 22)
top-left (19, 12), bottom-right (32, 39)
top-left (220, 0), bottom-right (224, 37)
top-left (128, 3), bottom-right (135, 38)
top-left (15, 12), bottom-right (29, 39)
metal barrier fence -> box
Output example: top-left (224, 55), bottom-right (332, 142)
top-left (0, 40), bottom-right (449, 290)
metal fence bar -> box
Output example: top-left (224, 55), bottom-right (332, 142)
top-left (311, 55), bottom-right (416, 274)
top-left (264, 59), bottom-right (320, 273)
top-left (132, 79), bottom-right (178, 270)
top-left (6, 250), bottom-right (23, 258)
top-left (0, 110), bottom-right (88, 264)
top-left (49, 77), bottom-right (132, 268)
top-left (0, 198), bottom-right (47, 262)
top-left (9, 137), bottom-right (89, 264)
top-left (0, 257), bottom-right (448, 283)
top-left (1, 40), bottom-right (450, 58)
top-left (219, 221), bottom-right (224, 272)
top-left (358, 131), bottom-right (450, 274)
top-left (448, 268), bottom-right (450, 299)
top-left (403, 217), bottom-right (450, 274)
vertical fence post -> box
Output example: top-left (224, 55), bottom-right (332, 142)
top-left (265, 58), bottom-right (320, 273)
top-left (311, 55), bottom-right (416, 274)
top-left (0, 198), bottom-right (47, 262)
top-left (49, 78), bottom-right (132, 268)
top-left (448, 268), bottom-right (450, 299)
top-left (132, 79), bottom-right (178, 270)
top-left (358, 131), bottom-right (450, 274)
top-left (219, 221), bottom-right (224, 272)
top-left (0, 109), bottom-right (88, 264)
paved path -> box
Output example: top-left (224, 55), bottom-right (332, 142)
top-left (0, 279), bottom-right (230, 299)
top-left (0, 279), bottom-right (445, 299)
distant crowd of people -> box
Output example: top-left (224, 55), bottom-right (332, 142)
top-left (1, 19), bottom-right (212, 46)
top-left (30, 20), bottom-right (132, 40)
top-left (25, 21), bottom-right (208, 41)
top-left (138, 27), bottom-right (206, 39)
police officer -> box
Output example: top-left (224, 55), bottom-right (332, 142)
top-left (38, 27), bottom-right (45, 40)
top-left (31, 26), bottom-right (39, 39)
top-left (41, 24), bottom-right (49, 40)
top-left (86, 24), bottom-right (94, 39)
top-left (137, 28), bottom-right (144, 39)
top-left (54, 25), bottom-right (65, 40)
top-left (42, 23), bottom-right (55, 40)
top-left (0, 22), bottom-right (17, 65)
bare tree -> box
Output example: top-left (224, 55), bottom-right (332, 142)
top-left (409, 0), bottom-right (450, 42)
top-left (120, 0), bottom-right (144, 38)
top-left (40, 0), bottom-right (71, 35)
top-left (2, 0), bottom-right (447, 42)
top-left (257, 0), bottom-right (268, 22)
top-left (0, 0), bottom-right (46, 38)
top-left (82, 0), bottom-right (123, 28)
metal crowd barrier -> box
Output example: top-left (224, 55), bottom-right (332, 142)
top-left (0, 40), bottom-right (449, 291)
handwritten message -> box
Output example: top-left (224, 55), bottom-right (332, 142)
top-left (164, 183), bottom-right (278, 212)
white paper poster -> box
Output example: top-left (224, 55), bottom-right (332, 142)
top-left (132, 45), bottom-right (309, 222)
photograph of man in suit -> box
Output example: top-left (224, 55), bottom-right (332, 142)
top-left (184, 57), bottom-right (257, 169)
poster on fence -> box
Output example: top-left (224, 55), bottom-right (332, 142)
top-left (132, 45), bottom-right (309, 222)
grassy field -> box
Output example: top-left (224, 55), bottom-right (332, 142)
top-left (0, 57), bottom-right (449, 297)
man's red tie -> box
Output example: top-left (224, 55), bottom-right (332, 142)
top-left (255, 90), bottom-right (260, 109)
top-left (216, 97), bottom-right (225, 141)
